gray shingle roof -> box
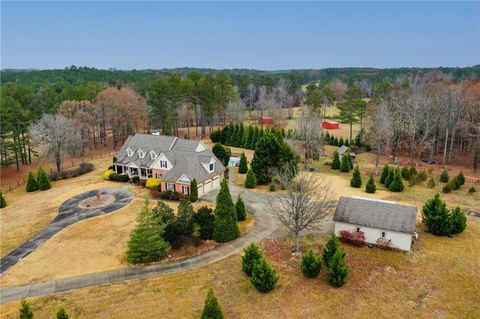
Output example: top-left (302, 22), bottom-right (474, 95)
top-left (333, 197), bottom-right (417, 234)
top-left (338, 145), bottom-right (349, 156)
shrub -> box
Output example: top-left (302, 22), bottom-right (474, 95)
top-left (242, 243), bottom-right (264, 276)
top-left (300, 250), bottom-right (322, 278)
top-left (152, 201), bottom-right (176, 225)
top-left (422, 193), bottom-right (452, 236)
top-left (201, 288), bottom-right (224, 319)
top-left (457, 172), bottom-right (465, 186)
top-left (235, 195), bottom-right (247, 221)
top-left (238, 152), bottom-right (248, 174)
top-left (194, 206), bottom-right (215, 240)
top-left (323, 234), bottom-right (340, 268)
top-left (210, 129), bottom-right (223, 144)
top-left (416, 170), bottom-right (427, 182)
top-left (132, 176), bottom-right (140, 184)
top-left (388, 168), bottom-right (404, 192)
top-left (442, 181), bottom-right (453, 193)
top-left (103, 169), bottom-right (115, 181)
top-left (428, 178), bottom-right (436, 188)
top-left (49, 163), bottom-right (94, 181)
top-left (109, 173), bottom-right (129, 182)
top-left (37, 166), bottom-right (52, 190)
top-left (165, 199), bottom-right (196, 248)
top-left (326, 249), bottom-right (349, 288)
top-left (339, 154), bottom-right (351, 172)
top-left (146, 178), bottom-right (161, 190)
top-left (269, 183), bottom-right (276, 192)
top-left (440, 170), bottom-right (449, 183)
top-left (380, 164), bottom-right (390, 184)
top-left (127, 199), bottom-right (171, 263)
top-left (0, 192), bottom-right (7, 208)
top-left (244, 169), bottom-right (257, 188)
top-left (190, 179), bottom-right (198, 202)
top-left (384, 167), bottom-right (394, 187)
top-left (365, 175), bottom-right (376, 193)
top-left (26, 171), bottom-right (38, 192)
top-left (212, 143), bottom-right (231, 166)
top-left (19, 299), bottom-right (34, 319)
top-left (57, 307), bottom-right (69, 319)
top-left (350, 165), bottom-right (362, 188)
top-left (468, 186), bottom-right (477, 194)
top-left (158, 190), bottom-right (189, 201)
top-left (213, 180), bottom-right (239, 243)
top-left (409, 166), bottom-right (418, 179)
top-left (401, 166), bottom-right (410, 180)
top-left (331, 151), bottom-right (340, 170)
top-left (251, 257), bottom-right (279, 293)
top-left (339, 230), bottom-right (365, 246)
top-left (450, 207), bottom-right (467, 234)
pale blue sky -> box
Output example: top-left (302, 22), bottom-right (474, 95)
top-left (1, 1), bottom-right (479, 70)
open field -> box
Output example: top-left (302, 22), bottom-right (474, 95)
top-left (1, 219), bottom-right (479, 319)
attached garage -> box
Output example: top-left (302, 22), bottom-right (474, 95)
top-left (197, 183), bottom-right (204, 196)
top-left (212, 176), bottom-right (220, 189)
top-left (204, 179), bottom-right (212, 192)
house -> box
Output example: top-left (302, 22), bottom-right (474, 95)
top-left (338, 145), bottom-right (356, 160)
top-left (333, 196), bottom-right (418, 251)
top-left (114, 134), bottom-right (225, 196)
top-left (322, 120), bottom-right (340, 129)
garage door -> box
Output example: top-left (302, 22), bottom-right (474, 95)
top-left (212, 176), bottom-right (220, 189)
top-left (204, 180), bottom-right (212, 192)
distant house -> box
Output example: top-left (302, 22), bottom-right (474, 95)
top-left (333, 196), bottom-right (418, 251)
top-left (338, 145), bottom-right (356, 160)
top-left (114, 134), bottom-right (225, 196)
top-left (322, 120), bottom-right (340, 129)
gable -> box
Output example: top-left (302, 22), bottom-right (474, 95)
top-left (151, 153), bottom-right (172, 170)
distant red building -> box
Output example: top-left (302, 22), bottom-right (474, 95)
top-left (260, 116), bottom-right (275, 125)
top-left (322, 121), bottom-right (340, 130)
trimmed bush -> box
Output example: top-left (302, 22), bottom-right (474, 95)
top-left (19, 299), bottom-right (34, 319)
top-left (401, 166), bottom-right (410, 180)
top-left (468, 186), bottom-right (477, 194)
top-left (235, 195), bottom-right (247, 221)
top-left (49, 163), bottom-right (95, 181)
top-left (428, 178), bottom-right (436, 188)
top-left (201, 288), bottom-right (224, 319)
top-left (238, 152), bottom-right (248, 174)
top-left (158, 190), bottom-right (189, 201)
top-left (450, 206), bottom-right (467, 234)
top-left (251, 257), bottom-right (279, 293)
top-left (146, 178), bottom-right (161, 190)
top-left (380, 164), bottom-right (390, 184)
top-left (301, 250), bottom-right (322, 278)
top-left (350, 165), bottom-right (362, 188)
top-left (323, 234), bottom-right (340, 268)
top-left (190, 179), bottom-right (198, 202)
top-left (242, 243), bottom-right (264, 276)
top-left (388, 168), bottom-right (404, 192)
top-left (109, 173), bottom-right (129, 182)
top-left (210, 130), bottom-right (223, 144)
top-left (194, 206), bottom-right (215, 240)
top-left (213, 180), bottom-right (239, 243)
top-left (365, 175), bottom-right (376, 193)
top-left (457, 172), bottom-right (465, 186)
top-left (269, 183), bottom-right (276, 192)
top-left (331, 151), bottom-right (340, 170)
top-left (416, 170), bottom-right (427, 182)
top-left (0, 192), bottom-right (7, 208)
top-left (339, 154), bottom-right (351, 172)
top-left (326, 249), bottom-right (349, 288)
top-left (26, 171), bottom-right (38, 192)
top-left (132, 176), bottom-right (140, 184)
top-left (440, 170), bottom-right (449, 183)
top-left (37, 166), bottom-right (52, 190)
top-left (57, 307), bottom-right (69, 319)
top-left (103, 169), bottom-right (115, 181)
top-left (244, 169), bottom-right (257, 189)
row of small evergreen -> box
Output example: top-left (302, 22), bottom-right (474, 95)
top-left (438, 170), bottom-right (468, 193)
top-left (18, 299), bottom-right (69, 319)
top-left (25, 167), bottom-right (52, 192)
top-left (210, 123), bottom-right (285, 150)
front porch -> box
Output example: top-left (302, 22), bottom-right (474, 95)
top-left (115, 164), bottom-right (152, 180)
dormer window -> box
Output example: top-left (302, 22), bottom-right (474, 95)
top-left (138, 149), bottom-right (146, 159)
top-left (209, 162), bottom-right (214, 172)
top-left (126, 148), bottom-right (134, 157)
top-left (150, 151), bottom-right (157, 160)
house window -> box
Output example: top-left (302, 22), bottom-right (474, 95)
top-left (209, 163), bottom-right (214, 172)
top-left (156, 173), bottom-right (162, 179)
top-left (160, 160), bottom-right (168, 168)
top-left (381, 231), bottom-right (386, 238)
top-left (126, 148), bottom-right (133, 157)
top-left (182, 185), bottom-right (190, 195)
top-left (356, 227), bottom-right (360, 232)
top-left (167, 183), bottom-right (176, 191)
top-left (138, 150), bottom-right (145, 158)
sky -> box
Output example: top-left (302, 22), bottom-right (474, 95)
top-left (1, 1), bottom-right (479, 70)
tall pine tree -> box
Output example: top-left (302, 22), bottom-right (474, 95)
top-left (213, 180), bottom-right (239, 242)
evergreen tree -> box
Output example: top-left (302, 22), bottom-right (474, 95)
top-left (19, 299), bottom-right (33, 319)
top-left (242, 125), bottom-right (250, 148)
top-left (194, 206), bottom-right (215, 240)
top-left (251, 126), bottom-right (259, 149)
top-left (427, 178), bottom-right (436, 188)
top-left (350, 165), bottom-right (362, 188)
top-left (443, 180), bottom-right (454, 193)
top-left (251, 258), bottom-right (279, 293)
top-left (244, 169), bottom-right (257, 188)
top-left (388, 168), bottom-right (404, 192)
top-left (238, 152), bottom-right (248, 174)
top-left (326, 249), bottom-right (349, 288)
top-left (169, 199), bottom-right (195, 247)
top-left (300, 250), bottom-right (322, 278)
top-left (365, 175), bottom-right (376, 193)
top-left (37, 166), bottom-right (51, 190)
top-left (201, 289), bottom-right (224, 319)
top-left (235, 195), bottom-right (247, 221)
top-left (190, 179), bottom-right (198, 202)
top-left (340, 154), bottom-right (351, 172)
top-left (401, 166), bottom-right (410, 180)
top-left (0, 191), bottom-right (7, 208)
top-left (331, 151), bottom-right (341, 170)
top-left (450, 207), bottom-right (467, 234)
top-left (338, 137), bottom-right (345, 146)
top-left (380, 164), bottom-right (390, 184)
top-left (422, 193), bottom-right (452, 236)
top-left (56, 308), bottom-right (69, 319)
top-left (384, 167), bottom-right (395, 187)
top-left (246, 126), bottom-right (255, 149)
top-left (468, 186), bottom-right (477, 194)
top-left (323, 234), bottom-right (340, 268)
top-left (26, 171), bottom-right (38, 192)
top-left (456, 172), bottom-right (465, 186)
top-left (213, 180), bottom-right (239, 243)
top-left (439, 170), bottom-right (449, 183)
top-left (236, 123), bottom-right (244, 147)
top-left (242, 243), bottom-right (264, 276)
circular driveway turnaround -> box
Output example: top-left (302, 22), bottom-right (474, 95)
top-left (0, 187), bottom-right (134, 275)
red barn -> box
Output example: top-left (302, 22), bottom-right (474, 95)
top-left (322, 121), bottom-right (340, 130)
top-left (260, 116), bottom-right (275, 125)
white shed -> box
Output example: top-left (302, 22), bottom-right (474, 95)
top-left (333, 196), bottom-right (418, 251)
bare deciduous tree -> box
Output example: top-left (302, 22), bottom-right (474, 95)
top-left (29, 114), bottom-right (82, 173)
top-left (291, 109), bottom-right (323, 168)
top-left (269, 168), bottom-right (336, 253)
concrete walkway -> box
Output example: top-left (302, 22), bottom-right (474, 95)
top-left (0, 182), bottom-right (280, 304)
top-left (0, 187), bottom-right (133, 275)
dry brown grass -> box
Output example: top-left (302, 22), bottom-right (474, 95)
top-left (1, 219), bottom-right (478, 319)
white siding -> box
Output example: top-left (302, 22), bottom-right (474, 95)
top-left (212, 176), bottom-right (220, 189)
top-left (334, 221), bottom-right (413, 252)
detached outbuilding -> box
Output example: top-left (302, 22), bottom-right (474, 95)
top-left (322, 120), bottom-right (340, 129)
top-left (333, 196), bottom-right (418, 251)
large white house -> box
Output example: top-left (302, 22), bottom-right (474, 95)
top-left (333, 196), bottom-right (418, 251)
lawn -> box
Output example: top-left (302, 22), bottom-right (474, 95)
top-left (1, 219), bottom-right (478, 319)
